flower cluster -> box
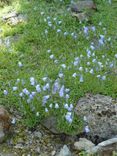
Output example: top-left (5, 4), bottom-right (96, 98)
top-left (4, 76), bottom-right (74, 124)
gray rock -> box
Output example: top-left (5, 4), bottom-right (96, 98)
top-left (34, 131), bottom-right (42, 139)
top-left (51, 150), bottom-right (56, 156)
top-left (41, 116), bottom-right (59, 134)
top-left (71, 0), bottom-right (97, 22)
top-left (72, 12), bottom-right (88, 22)
top-left (87, 137), bottom-right (117, 156)
top-left (71, 0), bottom-right (97, 12)
top-left (2, 11), bottom-right (26, 26)
top-left (56, 145), bottom-right (72, 156)
top-left (35, 147), bottom-right (41, 154)
top-left (74, 138), bottom-right (95, 151)
top-left (75, 94), bottom-right (117, 143)
top-left (2, 11), bottom-right (18, 20)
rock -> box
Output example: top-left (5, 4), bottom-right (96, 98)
top-left (56, 145), bottom-right (72, 156)
top-left (0, 105), bottom-right (11, 143)
top-left (71, 0), bottom-right (97, 22)
top-left (41, 116), bottom-right (59, 134)
top-left (87, 137), bottom-right (117, 156)
top-left (51, 150), bottom-right (56, 156)
top-left (75, 94), bottom-right (117, 143)
top-left (74, 138), bottom-right (95, 151)
top-left (72, 12), bottom-right (88, 22)
top-left (2, 11), bottom-right (26, 26)
top-left (2, 11), bottom-right (18, 20)
top-left (35, 147), bottom-right (41, 154)
top-left (34, 131), bottom-right (42, 139)
top-left (71, 0), bottom-right (97, 12)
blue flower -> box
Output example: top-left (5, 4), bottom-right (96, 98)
top-left (84, 125), bottom-right (90, 133)
top-left (65, 112), bottom-right (73, 123)
top-left (72, 73), bottom-right (77, 78)
top-left (4, 90), bottom-right (8, 95)
top-left (45, 108), bottom-right (49, 112)
top-left (83, 26), bottom-right (89, 35)
top-left (18, 61), bottom-right (23, 67)
top-left (36, 85), bottom-right (41, 93)
top-left (79, 75), bottom-right (84, 82)
top-left (52, 79), bottom-right (60, 94)
top-left (13, 86), bottom-right (18, 91)
top-left (22, 88), bottom-right (30, 95)
top-left (59, 85), bottom-right (64, 97)
top-left (55, 103), bottom-right (59, 109)
top-left (42, 95), bottom-right (50, 105)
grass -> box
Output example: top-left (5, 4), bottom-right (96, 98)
top-left (0, 0), bottom-right (117, 134)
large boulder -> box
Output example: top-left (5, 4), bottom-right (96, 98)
top-left (75, 94), bottom-right (117, 143)
top-left (0, 105), bottom-right (11, 143)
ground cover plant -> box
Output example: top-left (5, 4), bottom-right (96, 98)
top-left (0, 0), bottom-right (117, 134)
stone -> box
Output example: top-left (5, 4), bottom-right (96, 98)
top-left (35, 147), bottom-right (41, 154)
top-left (75, 94), bottom-right (117, 143)
top-left (74, 138), bottom-right (95, 151)
top-left (41, 116), bottom-right (59, 134)
top-left (71, 0), bottom-right (97, 12)
top-left (0, 105), bottom-right (11, 143)
top-left (51, 150), bottom-right (56, 156)
top-left (56, 145), bottom-right (72, 156)
top-left (86, 137), bottom-right (117, 156)
top-left (34, 131), bottom-right (42, 139)
top-left (71, 0), bottom-right (97, 22)
top-left (2, 11), bottom-right (18, 20)
top-left (72, 12), bottom-right (88, 22)
top-left (2, 11), bottom-right (26, 26)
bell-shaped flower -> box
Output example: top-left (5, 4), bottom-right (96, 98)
top-left (79, 75), bottom-right (84, 83)
top-left (22, 88), bottom-right (30, 95)
top-left (55, 103), bottom-right (59, 109)
top-left (36, 84), bottom-right (41, 93)
top-left (84, 125), bottom-right (90, 133)
top-left (42, 95), bottom-right (50, 105)
top-left (45, 108), bottom-right (49, 112)
top-left (43, 83), bottom-right (50, 91)
top-left (13, 86), bottom-right (18, 91)
top-left (65, 112), bottom-right (73, 123)
top-left (59, 85), bottom-right (64, 97)
top-left (52, 79), bottom-right (60, 94)
top-left (4, 90), bottom-right (8, 95)
top-left (18, 61), bottom-right (23, 67)
top-left (64, 103), bottom-right (69, 109)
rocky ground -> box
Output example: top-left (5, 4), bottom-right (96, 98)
top-left (0, 94), bottom-right (117, 156)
